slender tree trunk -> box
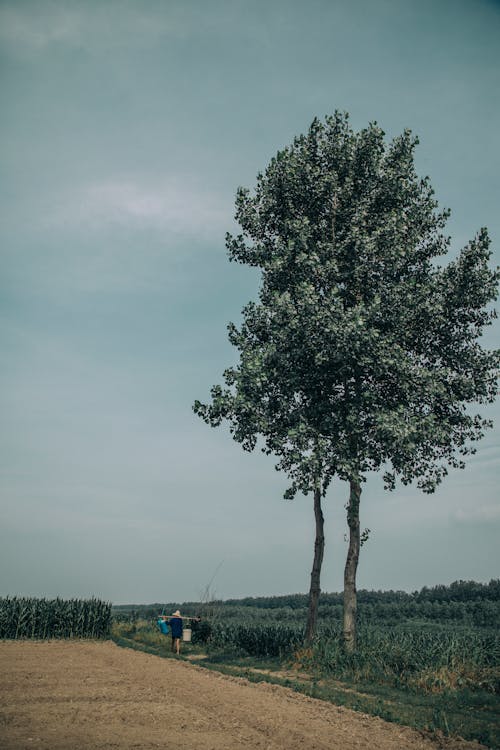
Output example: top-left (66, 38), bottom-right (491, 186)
top-left (343, 477), bottom-right (361, 653)
top-left (304, 483), bottom-right (324, 645)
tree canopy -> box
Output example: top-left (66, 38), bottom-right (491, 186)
top-left (196, 113), bottom-right (497, 494)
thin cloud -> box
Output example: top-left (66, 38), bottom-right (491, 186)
top-left (454, 505), bottom-right (500, 524)
top-left (0, 5), bottom-right (81, 50)
top-left (50, 178), bottom-right (231, 237)
top-left (0, 2), bottom-right (185, 54)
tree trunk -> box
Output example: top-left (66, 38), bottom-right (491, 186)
top-left (304, 484), bottom-right (325, 645)
top-left (343, 478), bottom-right (361, 652)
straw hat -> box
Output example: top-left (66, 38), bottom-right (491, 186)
top-left (172, 610), bottom-right (181, 617)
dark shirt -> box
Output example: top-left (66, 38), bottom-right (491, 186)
top-left (169, 616), bottom-right (183, 638)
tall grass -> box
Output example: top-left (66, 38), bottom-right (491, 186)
top-left (301, 625), bottom-right (499, 693)
top-left (0, 596), bottom-right (112, 639)
top-left (192, 619), bottom-right (499, 693)
top-left (206, 623), bottom-right (303, 657)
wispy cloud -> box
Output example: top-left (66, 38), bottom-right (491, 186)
top-left (49, 177), bottom-right (231, 238)
top-left (0, 2), bottom-right (186, 55)
top-left (0, 4), bottom-right (81, 50)
top-left (454, 505), bottom-right (500, 525)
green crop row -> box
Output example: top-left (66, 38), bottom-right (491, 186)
top-left (112, 598), bottom-right (500, 628)
top-left (0, 596), bottom-right (112, 639)
top-left (308, 624), bottom-right (500, 692)
top-left (204, 622), bottom-right (303, 657)
top-left (193, 620), bottom-right (499, 693)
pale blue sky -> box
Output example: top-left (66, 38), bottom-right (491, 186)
top-left (1, 0), bottom-right (499, 604)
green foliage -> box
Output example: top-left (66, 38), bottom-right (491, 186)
top-left (307, 624), bottom-right (499, 693)
top-left (189, 618), bottom-right (498, 694)
top-left (112, 601), bottom-right (203, 622)
top-left (0, 596), bottom-right (111, 639)
top-left (203, 623), bottom-right (303, 657)
top-left (112, 579), bottom-right (500, 628)
top-left (195, 110), bottom-right (499, 497)
top-left (111, 618), bottom-right (168, 649)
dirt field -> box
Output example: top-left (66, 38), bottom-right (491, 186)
top-left (0, 641), bottom-right (486, 750)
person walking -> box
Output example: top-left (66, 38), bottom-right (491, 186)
top-left (168, 610), bottom-right (183, 655)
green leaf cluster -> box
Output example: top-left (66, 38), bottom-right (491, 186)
top-left (194, 112), bottom-right (498, 497)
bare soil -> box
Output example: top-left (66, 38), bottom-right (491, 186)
top-left (0, 641), bottom-right (485, 750)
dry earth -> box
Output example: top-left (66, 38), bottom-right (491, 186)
top-left (0, 641), bottom-right (486, 750)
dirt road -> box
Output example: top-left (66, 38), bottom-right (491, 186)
top-left (0, 641), bottom-right (484, 750)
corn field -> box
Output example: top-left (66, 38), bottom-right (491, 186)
top-left (189, 620), bottom-right (499, 692)
top-left (204, 623), bottom-right (303, 657)
top-left (308, 624), bottom-right (500, 691)
top-left (0, 597), bottom-right (112, 639)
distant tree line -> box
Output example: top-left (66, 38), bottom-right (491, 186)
top-left (222, 579), bottom-right (500, 607)
top-left (112, 580), bottom-right (499, 628)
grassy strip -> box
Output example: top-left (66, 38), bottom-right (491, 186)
top-left (111, 634), bottom-right (165, 656)
top-left (111, 630), bottom-right (499, 749)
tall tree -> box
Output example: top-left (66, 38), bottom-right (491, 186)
top-left (194, 112), bottom-right (498, 648)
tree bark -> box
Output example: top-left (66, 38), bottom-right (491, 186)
top-left (343, 477), bottom-right (361, 652)
top-left (304, 483), bottom-right (325, 645)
